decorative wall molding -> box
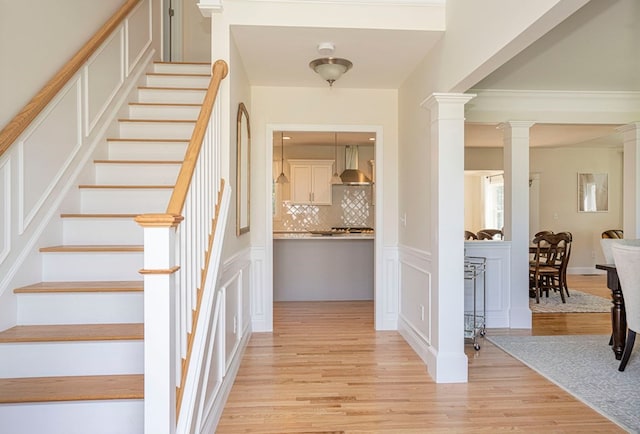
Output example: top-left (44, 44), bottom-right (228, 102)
top-left (249, 246), bottom-right (269, 332)
top-left (398, 245), bottom-right (432, 344)
top-left (0, 159), bottom-right (10, 264)
top-left (466, 89), bottom-right (640, 124)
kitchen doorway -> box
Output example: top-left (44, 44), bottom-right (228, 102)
top-left (264, 123), bottom-right (389, 331)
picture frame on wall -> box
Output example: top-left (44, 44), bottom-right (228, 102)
top-left (578, 172), bottom-right (608, 212)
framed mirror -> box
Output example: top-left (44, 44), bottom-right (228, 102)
top-left (578, 172), bottom-right (608, 212)
top-left (236, 103), bottom-right (250, 235)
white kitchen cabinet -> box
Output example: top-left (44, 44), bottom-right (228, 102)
top-left (289, 159), bottom-right (333, 205)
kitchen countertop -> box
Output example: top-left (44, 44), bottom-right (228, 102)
top-left (273, 232), bottom-right (374, 240)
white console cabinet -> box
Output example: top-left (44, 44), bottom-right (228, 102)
top-left (289, 159), bottom-right (333, 205)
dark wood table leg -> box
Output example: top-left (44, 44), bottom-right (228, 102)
top-left (606, 271), bottom-right (627, 360)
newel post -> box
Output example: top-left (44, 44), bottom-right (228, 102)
top-left (135, 213), bottom-right (183, 434)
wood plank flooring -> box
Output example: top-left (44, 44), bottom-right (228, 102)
top-left (217, 274), bottom-right (624, 433)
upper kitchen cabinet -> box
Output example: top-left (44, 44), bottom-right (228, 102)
top-left (289, 159), bottom-right (333, 205)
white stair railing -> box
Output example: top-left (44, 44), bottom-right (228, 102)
top-left (136, 59), bottom-right (229, 434)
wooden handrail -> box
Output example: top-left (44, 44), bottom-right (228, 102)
top-left (166, 59), bottom-right (229, 215)
top-left (0, 0), bottom-right (142, 157)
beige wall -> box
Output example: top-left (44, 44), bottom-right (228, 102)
top-left (0, 0), bottom-right (124, 129)
top-left (182, 0), bottom-right (211, 62)
top-left (465, 146), bottom-right (623, 271)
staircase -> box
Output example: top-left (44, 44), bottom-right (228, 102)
top-left (0, 62), bottom-right (211, 434)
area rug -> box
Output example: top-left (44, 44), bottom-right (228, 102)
top-left (530, 289), bottom-right (611, 313)
top-left (487, 334), bottom-right (640, 433)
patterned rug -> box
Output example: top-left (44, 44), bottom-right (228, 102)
top-left (530, 289), bottom-right (611, 313)
top-left (487, 334), bottom-right (640, 432)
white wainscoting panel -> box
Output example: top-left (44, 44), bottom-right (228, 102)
top-left (398, 246), bottom-right (432, 345)
top-left (380, 246), bottom-right (399, 330)
top-left (0, 158), bottom-right (10, 263)
top-left (250, 246), bottom-right (268, 332)
top-left (19, 79), bottom-right (81, 233)
top-left (126, 0), bottom-right (152, 75)
top-left (85, 28), bottom-right (124, 135)
top-left (464, 241), bottom-right (512, 327)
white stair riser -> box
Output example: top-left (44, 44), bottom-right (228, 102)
top-left (153, 62), bottom-right (210, 75)
top-left (79, 188), bottom-right (171, 213)
top-left (128, 103), bottom-right (200, 120)
top-left (0, 341), bottom-right (142, 378)
top-left (145, 74), bottom-right (210, 88)
top-left (62, 218), bottom-right (142, 245)
top-left (118, 121), bottom-right (194, 140)
top-left (17, 292), bottom-right (143, 325)
top-left (0, 400), bottom-right (143, 434)
top-left (42, 251), bottom-right (143, 281)
top-left (137, 88), bottom-right (205, 104)
top-left (107, 140), bottom-right (188, 160)
top-left (95, 163), bottom-right (180, 185)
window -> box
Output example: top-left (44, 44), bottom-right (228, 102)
top-left (484, 174), bottom-right (504, 230)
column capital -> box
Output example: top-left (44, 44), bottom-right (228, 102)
top-left (617, 122), bottom-right (640, 134)
top-left (198, 0), bottom-right (223, 17)
top-left (498, 121), bottom-right (536, 130)
top-left (420, 93), bottom-right (476, 111)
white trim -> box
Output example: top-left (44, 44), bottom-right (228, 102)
top-left (126, 0), bottom-right (153, 76)
top-left (0, 159), bottom-right (10, 264)
top-left (466, 89), bottom-right (640, 124)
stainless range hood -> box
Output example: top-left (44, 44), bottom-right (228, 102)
top-left (340, 145), bottom-right (372, 185)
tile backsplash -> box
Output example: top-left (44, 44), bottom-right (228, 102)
top-left (274, 185), bottom-right (374, 231)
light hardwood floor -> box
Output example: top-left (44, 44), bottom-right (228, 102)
top-left (217, 274), bottom-right (623, 433)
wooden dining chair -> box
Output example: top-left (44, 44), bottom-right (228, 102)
top-left (529, 232), bottom-right (571, 303)
top-left (477, 228), bottom-right (503, 240)
top-left (602, 229), bottom-right (624, 239)
top-left (611, 242), bottom-right (640, 371)
top-left (464, 230), bottom-right (478, 240)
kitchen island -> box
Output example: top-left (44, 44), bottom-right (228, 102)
top-left (273, 232), bottom-right (374, 301)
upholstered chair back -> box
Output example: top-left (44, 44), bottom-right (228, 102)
top-left (612, 243), bottom-right (640, 332)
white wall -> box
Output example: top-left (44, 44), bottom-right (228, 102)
top-left (0, 0), bottom-right (124, 129)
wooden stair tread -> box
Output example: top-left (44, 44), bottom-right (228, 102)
top-left (78, 184), bottom-right (174, 189)
top-left (60, 213), bottom-right (139, 218)
top-left (93, 159), bottom-right (182, 164)
top-left (154, 61), bottom-right (209, 65)
top-left (0, 374), bottom-right (143, 403)
top-left (117, 118), bottom-right (195, 123)
top-left (146, 72), bottom-right (210, 77)
top-left (14, 281), bottom-right (142, 294)
top-left (129, 102), bottom-right (201, 107)
top-left (39, 245), bottom-right (143, 253)
top-left (137, 86), bottom-right (206, 91)
top-left (0, 323), bottom-right (143, 343)
top-left (106, 138), bottom-right (189, 142)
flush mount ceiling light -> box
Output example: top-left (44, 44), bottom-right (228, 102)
top-left (309, 43), bottom-right (352, 87)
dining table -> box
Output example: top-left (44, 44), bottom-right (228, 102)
top-left (595, 263), bottom-right (627, 360)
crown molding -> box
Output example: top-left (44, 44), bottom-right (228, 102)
top-left (198, 0), bottom-right (223, 16)
top-left (466, 89), bottom-right (640, 124)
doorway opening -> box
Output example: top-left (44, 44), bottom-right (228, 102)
top-left (264, 124), bottom-right (388, 331)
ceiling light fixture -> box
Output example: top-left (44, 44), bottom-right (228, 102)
top-left (331, 132), bottom-right (342, 185)
top-left (276, 132), bottom-right (289, 184)
top-left (309, 43), bottom-right (352, 87)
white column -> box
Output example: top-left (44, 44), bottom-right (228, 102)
top-left (619, 122), bottom-right (640, 238)
top-left (501, 121), bottom-right (534, 329)
top-left (422, 93), bottom-right (474, 383)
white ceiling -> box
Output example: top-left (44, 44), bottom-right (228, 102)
top-left (272, 131), bottom-right (376, 147)
top-left (231, 25), bottom-right (442, 89)
top-left (232, 0), bottom-right (638, 148)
